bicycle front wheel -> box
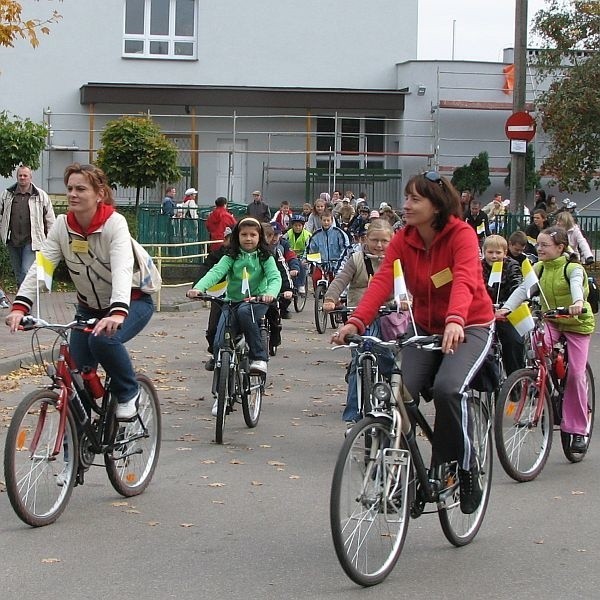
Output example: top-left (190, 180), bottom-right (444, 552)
top-left (215, 353), bottom-right (231, 444)
top-left (494, 368), bottom-right (553, 481)
top-left (359, 356), bottom-right (375, 416)
top-left (314, 283), bottom-right (328, 334)
top-left (242, 373), bottom-right (263, 427)
top-left (330, 416), bottom-right (411, 587)
top-left (561, 363), bottom-right (595, 463)
top-left (439, 392), bottom-right (493, 546)
top-left (4, 390), bottom-right (78, 527)
top-left (294, 275), bottom-right (307, 312)
top-left (105, 374), bottom-right (162, 496)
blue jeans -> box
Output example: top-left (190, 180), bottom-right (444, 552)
top-left (69, 295), bottom-right (154, 403)
top-left (8, 243), bottom-right (36, 286)
top-left (214, 302), bottom-right (269, 362)
top-left (293, 261), bottom-right (307, 289)
top-left (343, 320), bottom-right (394, 422)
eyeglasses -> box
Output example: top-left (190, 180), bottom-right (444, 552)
top-left (536, 242), bottom-right (555, 248)
top-left (424, 171), bottom-right (443, 185)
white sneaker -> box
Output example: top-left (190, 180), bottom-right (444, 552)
top-left (211, 398), bottom-right (219, 417)
top-left (298, 285), bottom-right (306, 295)
top-left (249, 360), bottom-right (268, 374)
top-left (116, 390), bottom-right (140, 420)
top-left (0, 298), bottom-right (9, 309)
top-left (56, 464), bottom-right (70, 487)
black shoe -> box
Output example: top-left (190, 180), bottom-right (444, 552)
top-left (571, 434), bottom-right (587, 453)
top-left (280, 311), bottom-right (291, 319)
top-left (205, 358), bottom-right (215, 371)
top-left (457, 466), bottom-right (483, 514)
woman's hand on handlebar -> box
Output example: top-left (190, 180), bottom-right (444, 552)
top-left (93, 314), bottom-right (124, 337)
top-left (186, 289), bottom-right (203, 299)
top-left (282, 291), bottom-right (293, 300)
top-left (5, 310), bottom-right (25, 333)
top-left (442, 322), bottom-right (464, 354)
top-left (323, 300), bottom-right (336, 313)
top-left (568, 301), bottom-right (585, 316)
top-left (331, 323), bottom-right (358, 345)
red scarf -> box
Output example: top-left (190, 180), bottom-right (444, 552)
top-left (67, 203), bottom-right (116, 236)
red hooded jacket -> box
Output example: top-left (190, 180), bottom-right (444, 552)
top-left (347, 216), bottom-right (494, 335)
top-left (206, 206), bottom-right (236, 250)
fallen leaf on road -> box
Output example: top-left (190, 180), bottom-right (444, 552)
top-left (41, 558), bottom-right (61, 564)
top-left (259, 444), bottom-right (271, 448)
top-left (267, 460), bottom-right (286, 467)
top-left (533, 539), bottom-right (544, 544)
top-left (125, 509), bottom-right (140, 514)
top-left (289, 475), bottom-right (300, 480)
top-left (208, 482), bottom-right (226, 487)
top-left (229, 459), bottom-right (245, 464)
top-left (147, 521), bottom-right (160, 526)
top-left (180, 523), bottom-right (195, 528)
top-left (176, 447), bottom-right (192, 451)
top-left (571, 490), bottom-right (585, 495)
top-left (111, 501), bottom-right (129, 507)
top-left (212, 500), bottom-right (225, 504)
top-left (251, 481), bottom-right (263, 486)
top-left (201, 459), bottom-right (217, 464)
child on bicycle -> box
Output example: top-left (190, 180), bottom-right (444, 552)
top-left (480, 235), bottom-right (525, 375)
top-left (284, 214), bottom-right (311, 294)
top-left (305, 210), bottom-right (350, 289)
top-left (323, 219), bottom-right (396, 424)
top-left (498, 226), bottom-right (595, 453)
top-left (187, 217), bottom-right (282, 380)
top-left (334, 172), bottom-right (495, 515)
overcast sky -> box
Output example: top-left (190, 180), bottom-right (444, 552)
top-left (418, 0), bottom-right (548, 62)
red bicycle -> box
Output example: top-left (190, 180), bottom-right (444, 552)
top-left (3, 315), bottom-right (161, 527)
top-left (494, 308), bottom-right (595, 482)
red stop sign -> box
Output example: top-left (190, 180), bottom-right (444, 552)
top-left (505, 111), bottom-right (536, 142)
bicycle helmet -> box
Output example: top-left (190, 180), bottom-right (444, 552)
top-left (290, 214), bottom-right (306, 223)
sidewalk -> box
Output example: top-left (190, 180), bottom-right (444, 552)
top-left (0, 287), bottom-right (199, 375)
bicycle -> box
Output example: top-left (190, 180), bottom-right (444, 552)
top-left (309, 259), bottom-right (339, 334)
top-left (494, 308), bottom-right (595, 482)
top-left (330, 333), bottom-right (493, 586)
top-left (330, 306), bottom-right (394, 419)
top-left (4, 315), bottom-right (161, 527)
top-left (197, 295), bottom-right (268, 444)
top-left (292, 260), bottom-right (309, 313)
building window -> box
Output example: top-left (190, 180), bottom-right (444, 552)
top-left (316, 116), bottom-right (385, 170)
top-left (124, 0), bottom-right (196, 59)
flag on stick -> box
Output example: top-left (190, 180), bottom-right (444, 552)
top-left (521, 258), bottom-right (538, 292)
top-left (241, 267), bottom-right (250, 296)
top-left (306, 252), bottom-right (321, 263)
top-left (205, 281), bottom-right (227, 297)
top-left (36, 251), bottom-right (55, 292)
top-left (476, 222), bottom-right (486, 236)
top-left (507, 302), bottom-right (535, 336)
top-left (488, 260), bottom-right (503, 286)
top-left (393, 259), bottom-right (407, 304)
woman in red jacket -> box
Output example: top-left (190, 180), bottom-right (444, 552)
top-left (334, 171), bottom-right (494, 514)
top-left (206, 197), bottom-right (237, 250)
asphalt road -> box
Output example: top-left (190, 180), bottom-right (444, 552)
top-left (0, 302), bottom-right (599, 600)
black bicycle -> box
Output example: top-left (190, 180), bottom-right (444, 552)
top-left (197, 296), bottom-right (269, 444)
top-left (330, 333), bottom-right (493, 586)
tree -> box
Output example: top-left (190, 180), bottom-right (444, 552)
top-left (0, 111), bottom-right (47, 177)
top-left (96, 116), bottom-right (181, 208)
top-left (451, 151), bottom-right (491, 197)
top-left (504, 144), bottom-right (541, 194)
top-left (532, 0), bottom-right (600, 192)
top-left (0, 0), bottom-right (62, 48)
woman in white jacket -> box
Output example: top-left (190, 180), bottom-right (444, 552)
top-left (555, 211), bottom-right (594, 264)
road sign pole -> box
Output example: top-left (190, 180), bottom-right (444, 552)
top-left (510, 0), bottom-right (529, 214)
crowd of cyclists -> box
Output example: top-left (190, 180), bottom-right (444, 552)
top-left (3, 164), bottom-right (596, 519)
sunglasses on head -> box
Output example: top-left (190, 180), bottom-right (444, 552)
top-left (424, 171), bottom-right (442, 183)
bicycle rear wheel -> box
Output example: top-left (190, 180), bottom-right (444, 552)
top-left (314, 283), bottom-right (328, 334)
top-left (294, 274), bottom-right (308, 312)
top-left (330, 416), bottom-right (411, 587)
top-left (242, 373), bottom-right (263, 427)
top-left (494, 368), bottom-right (553, 481)
top-left (561, 363), bottom-right (595, 462)
top-left (105, 374), bottom-right (162, 496)
top-left (439, 392), bottom-right (492, 546)
top-left (4, 390), bottom-right (78, 527)
top-left (215, 352), bottom-right (231, 444)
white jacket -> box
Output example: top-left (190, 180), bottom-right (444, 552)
top-left (0, 182), bottom-right (56, 250)
top-left (15, 213), bottom-right (136, 316)
top-left (567, 225), bottom-right (593, 262)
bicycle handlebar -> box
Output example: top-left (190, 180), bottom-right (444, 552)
top-left (19, 315), bottom-right (99, 332)
top-left (190, 293), bottom-right (278, 305)
top-left (335, 333), bottom-right (443, 351)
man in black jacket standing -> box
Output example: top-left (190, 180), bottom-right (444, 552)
top-left (464, 200), bottom-right (490, 247)
top-left (246, 190), bottom-right (271, 222)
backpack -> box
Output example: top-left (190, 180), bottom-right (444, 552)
top-left (536, 262), bottom-right (598, 314)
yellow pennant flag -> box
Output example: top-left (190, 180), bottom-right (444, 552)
top-left (393, 259), bottom-right (407, 303)
top-left (241, 267), bottom-right (250, 296)
top-left (521, 258), bottom-right (539, 292)
top-left (205, 281), bottom-right (227, 298)
top-left (526, 235), bottom-right (537, 247)
top-left (306, 252), bottom-right (322, 263)
top-left (36, 251), bottom-right (55, 292)
top-left (476, 222), bottom-right (485, 235)
top-left (507, 302), bottom-right (535, 336)
top-left (488, 260), bottom-right (503, 286)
